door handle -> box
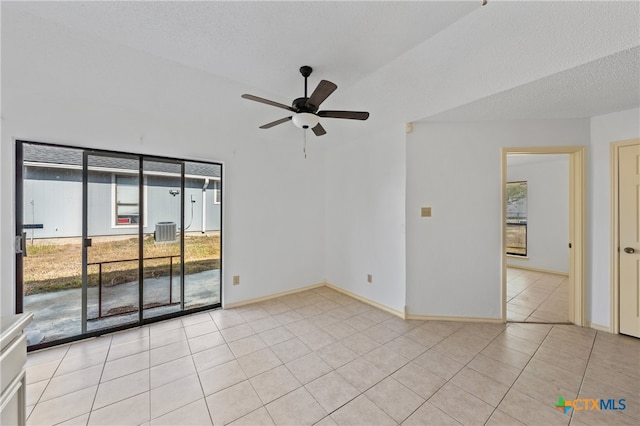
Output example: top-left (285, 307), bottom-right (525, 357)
top-left (15, 235), bottom-right (23, 254)
top-left (15, 232), bottom-right (27, 256)
top-left (624, 247), bottom-right (636, 254)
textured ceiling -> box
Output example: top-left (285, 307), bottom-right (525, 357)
top-left (425, 47), bottom-right (640, 121)
top-left (3, 1), bottom-right (639, 125)
top-left (2, 1), bottom-right (478, 100)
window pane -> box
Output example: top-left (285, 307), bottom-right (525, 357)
top-left (142, 159), bottom-right (182, 320)
top-left (183, 161), bottom-right (221, 308)
top-left (213, 180), bottom-right (221, 204)
top-left (22, 143), bottom-right (84, 344)
top-left (117, 205), bottom-right (138, 216)
top-left (116, 176), bottom-right (138, 203)
top-left (116, 175), bottom-right (139, 225)
top-left (506, 181), bottom-right (527, 256)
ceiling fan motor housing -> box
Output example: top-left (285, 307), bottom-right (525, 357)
top-left (293, 97), bottom-right (316, 113)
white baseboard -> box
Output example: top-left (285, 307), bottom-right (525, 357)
top-left (586, 321), bottom-right (611, 333)
top-left (223, 282), bottom-right (325, 309)
top-left (224, 281), bottom-right (504, 326)
top-left (224, 281), bottom-right (407, 319)
top-left (507, 264), bottom-right (569, 276)
top-left (325, 282), bottom-right (503, 324)
top-left (406, 313), bottom-right (503, 323)
top-left (324, 282), bottom-right (406, 319)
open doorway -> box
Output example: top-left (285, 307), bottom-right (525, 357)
top-left (501, 146), bottom-right (586, 326)
top-left (504, 154), bottom-right (569, 323)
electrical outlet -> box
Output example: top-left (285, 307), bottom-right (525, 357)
top-left (233, 275), bottom-right (240, 285)
top-left (367, 274), bottom-right (372, 283)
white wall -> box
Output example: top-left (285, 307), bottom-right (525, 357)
top-left (1, 9), bottom-right (326, 316)
top-left (324, 123), bottom-right (407, 313)
top-left (2, 7), bottom-right (638, 334)
top-left (406, 120), bottom-right (589, 319)
top-left (506, 155), bottom-right (569, 273)
top-left (589, 108), bottom-right (640, 329)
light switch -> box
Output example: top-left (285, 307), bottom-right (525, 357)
top-left (421, 207), bottom-right (432, 217)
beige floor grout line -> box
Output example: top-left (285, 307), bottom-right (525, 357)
top-left (141, 315), bottom-right (466, 423)
top-left (507, 269), bottom-right (569, 323)
top-left (382, 334), bottom-right (450, 423)
top-left (147, 329), bottom-right (152, 426)
top-left (569, 329), bottom-right (598, 425)
top-left (244, 324), bottom-right (280, 426)
top-left (506, 273), bottom-right (544, 316)
top-left (524, 279), bottom-right (566, 322)
top-left (392, 321), bottom-right (538, 424)
top-left (85, 335), bottom-right (113, 424)
top-left (481, 323), bottom-right (556, 426)
top-left (27, 293), bottom-right (638, 426)
top-left (26, 344), bottom-right (70, 416)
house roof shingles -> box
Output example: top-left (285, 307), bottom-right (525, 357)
top-left (23, 143), bottom-right (221, 177)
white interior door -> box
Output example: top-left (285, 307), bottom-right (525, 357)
top-left (619, 142), bottom-right (640, 338)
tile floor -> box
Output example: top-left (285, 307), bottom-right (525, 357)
top-left (507, 268), bottom-right (569, 323)
top-left (25, 286), bottom-right (639, 426)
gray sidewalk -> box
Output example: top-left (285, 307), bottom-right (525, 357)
top-left (24, 269), bottom-right (220, 344)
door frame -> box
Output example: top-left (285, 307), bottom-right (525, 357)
top-left (610, 138), bottom-right (640, 334)
top-left (501, 146), bottom-right (586, 326)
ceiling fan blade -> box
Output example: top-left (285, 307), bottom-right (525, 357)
top-left (242, 94), bottom-right (295, 112)
top-left (317, 110), bottom-right (370, 120)
top-left (259, 116), bottom-right (292, 129)
top-left (305, 80), bottom-right (337, 110)
top-left (312, 123), bottom-right (327, 136)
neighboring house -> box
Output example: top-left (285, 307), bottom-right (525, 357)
top-left (23, 145), bottom-right (221, 239)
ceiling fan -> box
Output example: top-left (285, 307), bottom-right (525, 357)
top-left (241, 66), bottom-right (369, 136)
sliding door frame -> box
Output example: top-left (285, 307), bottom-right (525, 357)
top-left (16, 140), bottom-right (223, 351)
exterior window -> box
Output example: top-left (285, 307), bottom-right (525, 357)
top-left (115, 175), bottom-right (139, 225)
top-left (506, 181), bottom-right (527, 256)
top-left (213, 180), bottom-right (221, 204)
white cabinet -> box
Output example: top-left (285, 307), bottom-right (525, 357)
top-left (1, 314), bottom-right (33, 426)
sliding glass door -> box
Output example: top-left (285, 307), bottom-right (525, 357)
top-left (18, 143), bottom-right (85, 344)
top-left (142, 158), bottom-right (184, 320)
top-left (16, 141), bottom-right (222, 349)
top-left (83, 152), bottom-right (141, 333)
top-left (184, 161), bottom-right (222, 309)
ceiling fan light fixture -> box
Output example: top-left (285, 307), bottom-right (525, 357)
top-left (242, 66), bottom-right (369, 136)
top-left (292, 112), bottom-right (319, 129)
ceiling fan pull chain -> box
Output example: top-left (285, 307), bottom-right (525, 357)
top-left (303, 129), bottom-right (307, 159)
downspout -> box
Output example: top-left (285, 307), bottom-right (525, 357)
top-left (201, 178), bottom-right (209, 233)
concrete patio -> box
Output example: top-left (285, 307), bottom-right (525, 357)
top-left (24, 269), bottom-right (220, 345)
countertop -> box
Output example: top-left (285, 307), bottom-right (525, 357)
top-left (1, 314), bottom-right (33, 352)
